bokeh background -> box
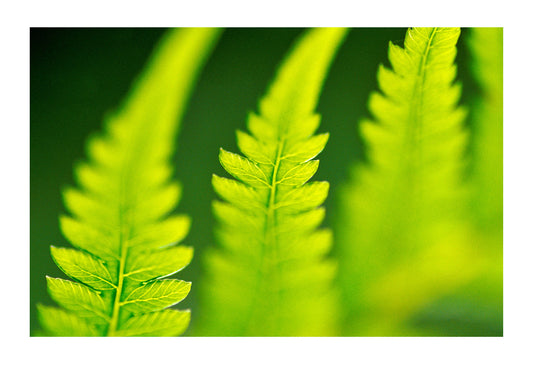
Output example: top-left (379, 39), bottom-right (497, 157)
top-left (30, 27), bottom-right (490, 336)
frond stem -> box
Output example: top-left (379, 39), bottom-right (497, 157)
top-left (244, 133), bottom-right (285, 335)
top-left (403, 27), bottom-right (437, 206)
top-left (106, 227), bottom-right (129, 336)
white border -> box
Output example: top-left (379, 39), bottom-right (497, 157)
top-left (3, 0), bottom-right (531, 375)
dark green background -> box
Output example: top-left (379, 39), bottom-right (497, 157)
top-left (30, 28), bottom-right (477, 335)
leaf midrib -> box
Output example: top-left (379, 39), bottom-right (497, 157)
top-left (106, 219), bottom-right (130, 335)
top-left (106, 140), bottom-right (138, 336)
top-left (406, 27), bottom-right (437, 173)
top-left (399, 27), bottom-right (438, 212)
top-left (242, 133), bottom-right (285, 335)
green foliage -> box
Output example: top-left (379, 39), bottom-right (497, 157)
top-left (336, 27), bottom-right (486, 335)
top-left (38, 28), bottom-right (221, 336)
top-left (33, 28), bottom-right (503, 337)
top-left (197, 27), bottom-right (348, 336)
top-left (468, 27), bottom-right (503, 231)
top-left (466, 26), bottom-right (504, 327)
top-left (406, 28), bottom-right (504, 336)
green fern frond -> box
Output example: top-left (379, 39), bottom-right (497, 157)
top-left (407, 27), bottom-right (504, 337)
top-left (336, 27), bottom-right (478, 335)
top-left (38, 28), bottom-right (221, 336)
top-left (198, 27), bottom-right (347, 336)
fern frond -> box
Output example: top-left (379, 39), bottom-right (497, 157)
top-left (198, 28), bottom-right (347, 336)
top-left (336, 28), bottom-right (478, 335)
top-left (38, 28), bottom-right (221, 336)
top-left (406, 27), bottom-right (504, 336)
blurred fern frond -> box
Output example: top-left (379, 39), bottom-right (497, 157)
top-left (468, 27), bottom-right (503, 232)
top-left (38, 28), bottom-right (221, 336)
top-left (336, 27), bottom-right (483, 335)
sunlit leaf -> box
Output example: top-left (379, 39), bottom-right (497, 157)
top-left (199, 27), bottom-right (348, 336)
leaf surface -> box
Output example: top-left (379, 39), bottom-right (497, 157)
top-left (37, 305), bottom-right (99, 337)
top-left (51, 246), bottom-right (116, 291)
top-left (46, 277), bottom-right (110, 324)
top-left (122, 280), bottom-right (192, 314)
top-left (125, 246), bottom-right (193, 282)
top-left (114, 309), bottom-right (191, 336)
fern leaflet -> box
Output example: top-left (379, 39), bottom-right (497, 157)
top-left (38, 28), bottom-right (221, 336)
top-left (197, 27), bottom-right (347, 336)
top-left (336, 27), bottom-right (478, 335)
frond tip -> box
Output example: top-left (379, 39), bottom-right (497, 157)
top-left (38, 28), bottom-right (222, 337)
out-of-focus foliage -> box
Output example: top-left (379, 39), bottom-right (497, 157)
top-left (407, 28), bottom-right (504, 336)
top-left (196, 28), bottom-right (347, 336)
top-left (336, 27), bottom-right (501, 336)
top-left (38, 28), bottom-right (221, 336)
top-left (406, 28), bottom-right (503, 336)
top-left (31, 28), bottom-right (503, 337)
top-left (468, 28), bottom-right (503, 231)
top-left (465, 27), bottom-right (504, 332)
